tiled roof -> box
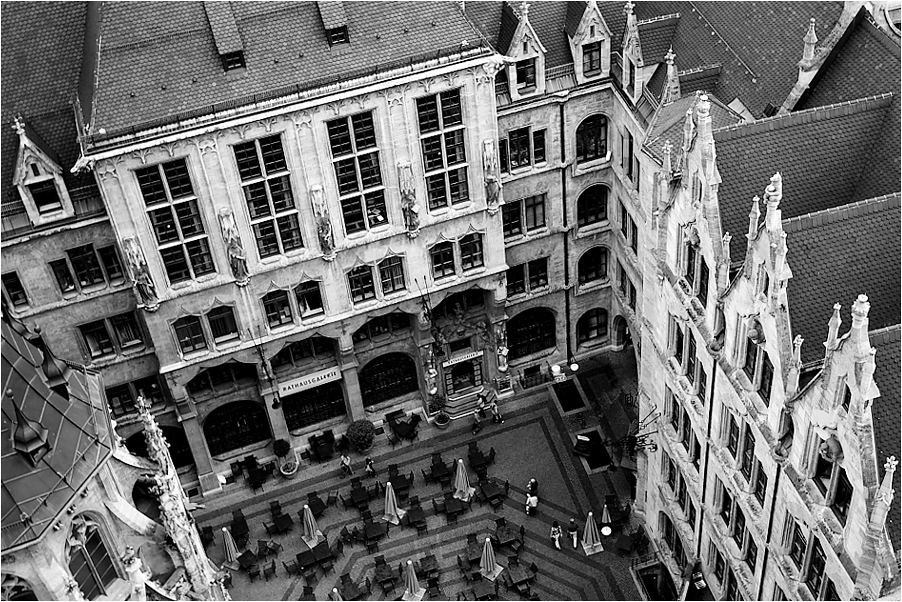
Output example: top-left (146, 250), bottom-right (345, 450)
top-left (564, 1), bottom-right (588, 38)
top-left (1, 318), bottom-right (113, 550)
top-left (782, 194), bottom-right (901, 366)
top-left (869, 324), bottom-right (901, 553)
top-left (713, 94), bottom-right (894, 262)
top-left (643, 92), bottom-right (741, 162)
top-left (797, 14), bottom-right (902, 207)
top-left (496, 1), bottom-right (520, 56)
top-left (645, 61), bottom-right (668, 100)
top-left (678, 64), bottom-right (722, 96)
top-left (203, 1), bottom-right (244, 55)
top-left (317, 1), bottom-right (348, 31)
top-left (90, 1), bottom-right (487, 133)
top-left (638, 14), bottom-right (680, 64)
top-left (0, 1), bottom-right (97, 203)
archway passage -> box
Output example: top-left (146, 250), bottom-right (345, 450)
top-left (131, 479), bottom-right (161, 522)
top-left (359, 352), bottom-right (419, 407)
top-left (282, 380), bottom-right (346, 431)
top-left (125, 426), bottom-right (194, 468)
top-left (507, 307), bottom-right (556, 360)
top-left (613, 315), bottom-right (630, 347)
top-left (203, 400), bottom-right (271, 457)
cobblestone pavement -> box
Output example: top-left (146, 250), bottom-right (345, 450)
top-left (195, 351), bottom-right (643, 601)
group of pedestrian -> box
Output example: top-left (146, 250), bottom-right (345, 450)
top-left (550, 518), bottom-right (580, 550)
top-left (339, 454), bottom-right (377, 478)
top-left (472, 393), bottom-right (504, 435)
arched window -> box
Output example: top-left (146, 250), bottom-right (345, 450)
top-left (66, 516), bottom-right (116, 600)
top-left (577, 185), bottom-right (608, 226)
top-left (359, 353), bottom-right (419, 407)
top-left (577, 309), bottom-right (608, 344)
top-left (578, 247), bottom-right (608, 284)
top-left (576, 115), bottom-right (608, 164)
top-left (282, 380), bottom-right (346, 431)
top-left (186, 361), bottom-right (258, 396)
top-left (271, 336), bottom-right (336, 374)
top-left (507, 308), bottom-right (556, 360)
top-left (204, 401), bottom-right (271, 456)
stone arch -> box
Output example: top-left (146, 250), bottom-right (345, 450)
top-left (577, 246), bottom-right (609, 285)
top-left (576, 184), bottom-right (609, 226)
top-left (507, 307), bottom-right (556, 360)
top-left (124, 425), bottom-right (194, 468)
top-left (359, 352), bottom-right (419, 407)
top-left (575, 114), bottom-right (609, 164)
top-left (203, 400), bottom-right (271, 457)
top-left (1, 574), bottom-right (38, 601)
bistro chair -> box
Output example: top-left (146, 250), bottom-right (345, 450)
top-left (327, 490), bottom-right (338, 506)
top-left (263, 560), bottom-right (276, 580)
top-left (282, 560), bottom-right (299, 576)
top-left (247, 565), bottom-right (261, 582)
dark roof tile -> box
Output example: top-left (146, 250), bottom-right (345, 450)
top-left (638, 14), bottom-right (680, 64)
top-left (869, 325), bottom-right (901, 553)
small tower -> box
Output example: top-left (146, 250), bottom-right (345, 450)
top-left (661, 47), bottom-right (680, 105)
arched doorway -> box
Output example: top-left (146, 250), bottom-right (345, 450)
top-left (125, 426), bottom-right (194, 468)
top-left (507, 308), bottom-right (556, 360)
top-left (613, 315), bottom-right (630, 348)
top-left (282, 380), bottom-right (346, 431)
top-left (203, 401), bottom-right (271, 457)
top-left (359, 353), bottom-right (419, 407)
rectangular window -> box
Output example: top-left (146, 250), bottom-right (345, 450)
top-left (686, 335), bottom-right (697, 379)
top-left (732, 506), bottom-right (746, 548)
top-left (207, 306), bottom-right (239, 342)
top-left (506, 264), bottom-right (526, 296)
top-left (712, 545), bottom-right (725, 583)
top-left (760, 354), bottom-right (774, 405)
top-left (417, 89), bottom-right (468, 210)
top-left (720, 484), bottom-right (733, 526)
top-left (221, 50), bottom-right (246, 71)
top-left (2, 272), bottom-right (28, 307)
top-left (697, 361), bottom-right (708, 402)
top-left (50, 259), bottom-right (77, 294)
top-left (509, 127), bottom-right (531, 169)
top-left (348, 266), bottom-right (376, 303)
top-left (295, 281), bottom-right (324, 317)
top-left (106, 384), bottom-right (136, 418)
top-left (832, 468), bottom-right (853, 524)
top-left (430, 242), bottom-right (456, 279)
top-left (173, 316), bottom-right (207, 353)
top-left (583, 41), bottom-right (602, 74)
top-left (136, 159), bottom-right (215, 283)
top-left (80, 320), bottom-right (114, 358)
top-left (328, 25), bottom-right (349, 45)
top-left (698, 260), bottom-right (710, 307)
top-left (263, 291), bottom-right (293, 327)
top-left (746, 535), bottom-right (759, 573)
top-left (460, 234), bottom-right (484, 271)
top-left (499, 138), bottom-right (509, 174)
top-left (744, 340), bottom-right (759, 381)
top-left (788, 520), bottom-right (807, 569)
top-left (754, 464), bottom-right (768, 505)
top-left (806, 537), bottom-right (826, 596)
top-left (524, 194), bottom-right (546, 231)
top-left (327, 112), bottom-right (387, 233)
top-left (527, 258), bottom-right (548, 290)
top-left (516, 58), bottom-right (536, 89)
top-left (378, 256), bottom-right (406, 294)
top-left (97, 246), bottom-right (124, 281)
top-left (740, 427), bottom-right (755, 480)
top-left (28, 179), bottom-right (62, 213)
top-left (674, 326), bottom-right (685, 364)
top-left (533, 130), bottom-right (546, 163)
top-left (67, 245), bottom-right (105, 288)
top-left (109, 313), bottom-right (143, 349)
top-left (726, 414), bottom-right (740, 457)
top-left (502, 203), bottom-right (522, 238)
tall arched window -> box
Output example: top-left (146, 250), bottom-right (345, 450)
top-left (204, 401), bottom-right (271, 456)
top-left (577, 185), bottom-right (608, 226)
top-left (576, 115), bottom-right (608, 164)
top-left (359, 353), bottom-right (419, 406)
top-left (507, 308), bottom-right (556, 360)
top-left (66, 516), bottom-right (116, 600)
top-left (577, 309), bottom-right (608, 344)
top-left (578, 247), bottom-right (608, 284)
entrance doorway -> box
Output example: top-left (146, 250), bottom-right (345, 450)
top-left (359, 352), bottom-right (419, 406)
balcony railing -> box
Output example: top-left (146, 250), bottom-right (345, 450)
top-left (1, 187), bottom-right (106, 238)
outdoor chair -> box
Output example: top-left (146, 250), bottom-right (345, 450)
top-left (374, 554), bottom-right (386, 566)
top-left (334, 539), bottom-right (344, 556)
top-left (467, 533), bottom-right (478, 544)
top-left (365, 540), bottom-right (380, 553)
top-left (438, 471), bottom-right (452, 489)
top-left (416, 522), bottom-right (428, 535)
top-left (381, 581), bottom-right (395, 596)
top-left (230, 462), bottom-right (244, 480)
top-left (351, 526), bottom-right (361, 543)
top-left (232, 509), bottom-right (245, 521)
top-left (263, 560), bottom-right (276, 580)
top-left (321, 559), bottom-right (334, 574)
top-left (387, 431), bottom-right (401, 448)
top-left (327, 490), bottom-right (338, 506)
top-left (508, 554), bottom-right (519, 566)
top-left (340, 526), bottom-right (354, 545)
top-left (367, 483), bottom-right (381, 499)
top-left (302, 568), bottom-right (318, 587)
top-left (422, 468), bottom-right (433, 484)
top-left (457, 555), bottom-right (473, 582)
top-left (270, 501), bottom-right (282, 515)
top-left (528, 562), bottom-right (539, 581)
top-left (446, 512), bottom-right (458, 525)
top-left (282, 560), bottom-right (299, 576)
top-left (433, 498), bottom-right (445, 514)
top-left (510, 539), bottom-right (523, 553)
top-left (263, 461), bottom-right (276, 475)
top-left (200, 525), bottom-right (214, 548)
top-left (262, 522), bottom-right (276, 537)
top-left (490, 496), bottom-right (504, 511)
top-left (363, 577), bottom-right (372, 596)
top-left (302, 586), bottom-right (315, 597)
top-left (247, 565), bottom-right (260, 582)
top-left (267, 540), bottom-right (283, 556)
top-left (256, 540), bottom-right (270, 558)
top-left (340, 494), bottom-right (353, 509)
top-left (475, 490), bottom-right (487, 506)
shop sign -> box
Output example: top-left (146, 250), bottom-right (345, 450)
top-left (278, 366), bottom-right (341, 396)
top-left (442, 350), bottom-right (484, 368)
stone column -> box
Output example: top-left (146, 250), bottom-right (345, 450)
top-left (339, 332), bottom-right (366, 422)
top-left (259, 385), bottom-right (291, 443)
top-left (172, 394), bottom-right (221, 497)
top-left (487, 282), bottom-right (513, 398)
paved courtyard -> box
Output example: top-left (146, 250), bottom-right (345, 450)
top-left (195, 351), bottom-right (644, 601)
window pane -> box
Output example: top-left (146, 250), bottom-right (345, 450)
top-left (341, 196), bottom-right (366, 234)
top-left (416, 95), bottom-right (440, 132)
top-left (351, 112), bottom-right (376, 150)
top-left (422, 136), bottom-right (444, 171)
top-left (334, 158), bottom-right (360, 195)
top-left (348, 266), bottom-right (376, 303)
top-left (162, 160), bottom-right (194, 198)
top-left (327, 118), bottom-right (353, 155)
top-left (80, 321), bottom-right (114, 357)
top-left (67, 245), bottom-right (105, 287)
top-left (243, 181), bottom-right (271, 219)
top-left (186, 239), bottom-right (215, 276)
top-left (448, 167), bottom-right (469, 204)
top-left (426, 174), bottom-right (447, 209)
top-left (269, 176), bottom-right (294, 213)
top-left (358, 153), bottom-right (382, 189)
top-left (263, 291), bottom-right (293, 327)
top-left (28, 180), bottom-right (62, 212)
top-left (149, 207), bottom-right (179, 243)
top-left (431, 242), bottom-right (455, 278)
top-left (295, 282), bottom-right (324, 316)
top-left (440, 89), bottom-right (462, 126)
top-left (160, 246), bottom-right (190, 282)
top-left (460, 234), bottom-right (484, 271)
top-left (234, 141), bottom-right (262, 180)
top-left (136, 166), bottom-right (168, 205)
top-left (2, 272), bottom-right (28, 306)
top-left (98, 246), bottom-right (124, 281)
top-left (254, 221), bottom-right (279, 257)
top-left (506, 264), bottom-right (525, 296)
top-left (502, 203), bottom-right (522, 238)
top-left (509, 128), bottom-right (530, 168)
top-left (208, 306), bottom-right (238, 341)
top-left (50, 259), bottom-right (77, 293)
top-left (379, 257), bottom-right (406, 294)
top-left (528, 258), bottom-right (548, 290)
top-left (524, 195), bottom-right (545, 230)
top-left (259, 136), bottom-right (287, 173)
top-left (499, 138), bottom-right (510, 174)
top-left (365, 190), bottom-right (388, 227)
top-left (174, 316), bottom-right (206, 352)
top-left (106, 384), bottom-right (136, 417)
top-left (277, 214), bottom-right (304, 251)
top-left (110, 313), bottom-right (143, 348)
top-left (533, 129), bottom-right (546, 163)
top-left (444, 130), bottom-right (466, 165)
top-left (174, 200), bottom-right (204, 238)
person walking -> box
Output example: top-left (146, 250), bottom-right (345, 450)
top-left (525, 492), bottom-right (538, 515)
top-left (471, 410), bottom-right (483, 435)
top-left (339, 452), bottom-right (352, 478)
top-left (364, 457), bottom-right (376, 478)
top-left (488, 399), bottom-right (504, 424)
top-left (527, 478), bottom-right (539, 496)
top-left (550, 521), bottom-right (563, 550)
top-left (568, 518), bottom-right (579, 549)
top-left (475, 393), bottom-right (488, 419)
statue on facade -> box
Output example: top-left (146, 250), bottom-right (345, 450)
top-left (218, 208), bottom-right (249, 286)
top-left (397, 162), bottom-right (420, 237)
top-left (494, 322), bottom-right (509, 373)
top-left (819, 435), bottom-right (843, 463)
top-left (121, 546), bottom-right (152, 602)
top-left (310, 185), bottom-right (335, 259)
top-left (482, 140), bottom-right (502, 214)
top-left (123, 237), bottom-right (159, 311)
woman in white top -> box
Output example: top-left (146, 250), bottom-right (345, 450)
top-left (550, 521), bottom-right (562, 549)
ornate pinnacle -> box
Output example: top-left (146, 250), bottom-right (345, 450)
top-left (519, 1), bottom-right (530, 20)
top-left (665, 46), bottom-right (675, 65)
top-left (885, 456), bottom-right (898, 475)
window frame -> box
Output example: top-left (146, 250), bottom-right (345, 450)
top-left (459, 233), bottom-right (484, 272)
top-left (378, 256), bottom-right (407, 295)
top-left (506, 257), bottom-right (548, 297)
top-left (430, 241), bottom-right (456, 280)
top-left (515, 57), bottom-right (537, 90)
top-left (262, 290), bottom-right (294, 329)
top-left (79, 312), bottom-right (145, 360)
top-left (2, 272), bottom-right (28, 307)
top-left (583, 41), bottom-right (602, 75)
top-left (294, 281), bottom-right (325, 318)
top-left (206, 306), bottom-right (240, 344)
top-left (416, 89), bottom-right (469, 211)
top-left (577, 308), bottom-right (609, 344)
top-left (173, 315), bottom-right (208, 354)
top-left (499, 127), bottom-right (547, 173)
top-left (575, 114), bottom-right (608, 164)
top-left (576, 185), bottom-right (608, 227)
top-left (348, 265), bottom-right (377, 304)
top-left (577, 246), bottom-right (608, 285)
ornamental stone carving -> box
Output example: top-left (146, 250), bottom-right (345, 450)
top-left (310, 185), bottom-right (335, 260)
top-left (123, 237), bottom-right (159, 311)
top-left (218, 208), bottom-right (249, 286)
top-left (482, 139), bottom-right (501, 215)
top-left (398, 161), bottom-right (420, 237)
top-left (494, 321), bottom-right (509, 373)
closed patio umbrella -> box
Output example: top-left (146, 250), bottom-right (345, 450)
top-left (330, 587), bottom-right (344, 601)
top-left (601, 503), bottom-right (612, 525)
top-left (302, 504), bottom-right (324, 548)
top-left (453, 459), bottom-right (474, 501)
top-left (221, 527), bottom-right (239, 564)
top-left (383, 481), bottom-right (406, 525)
top-left (480, 537), bottom-right (503, 581)
top-left (402, 559), bottom-right (425, 601)
top-left (582, 511), bottom-right (604, 555)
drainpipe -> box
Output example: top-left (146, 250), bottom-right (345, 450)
top-left (560, 101), bottom-right (573, 361)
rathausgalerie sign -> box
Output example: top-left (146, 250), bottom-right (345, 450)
top-left (278, 366), bottom-right (342, 396)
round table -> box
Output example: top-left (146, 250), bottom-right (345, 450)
top-left (601, 526), bottom-right (612, 537)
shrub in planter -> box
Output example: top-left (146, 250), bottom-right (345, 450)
top-left (427, 393), bottom-right (446, 415)
top-left (346, 420), bottom-right (376, 452)
top-left (273, 438), bottom-right (292, 460)
top-left (434, 411), bottom-right (451, 429)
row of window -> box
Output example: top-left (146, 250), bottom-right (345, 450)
top-left (618, 261), bottom-right (637, 310)
top-left (78, 312), bottom-right (145, 360)
top-left (512, 39), bottom-right (603, 92)
top-left (670, 319), bottom-right (708, 398)
top-left (723, 414), bottom-right (769, 505)
top-left (620, 201), bottom-right (638, 256)
top-left (661, 451), bottom-right (698, 533)
top-left (785, 517), bottom-right (841, 600)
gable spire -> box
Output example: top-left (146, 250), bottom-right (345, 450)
top-left (662, 47), bottom-right (681, 105)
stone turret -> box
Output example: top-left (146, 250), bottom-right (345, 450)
top-left (802, 18), bottom-right (818, 62)
top-left (662, 47), bottom-right (680, 105)
top-left (853, 456), bottom-right (897, 600)
top-left (764, 173), bottom-right (783, 233)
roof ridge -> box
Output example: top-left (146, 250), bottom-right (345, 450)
top-left (781, 192), bottom-right (901, 233)
top-left (869, 323), bottom-right (902, 344)
top-left (678, 63), bottom-right (722, 77)
top-left (713, 92), bottom-right (895, 141)
top-left (687, 0), bottom-right (756, 77)
top-left (638, 13), bottom-right (680, 26)
top-left (862, 12), bottom-right (902, 57)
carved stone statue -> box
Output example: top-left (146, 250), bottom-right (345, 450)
top-left (218, 208), bottom-right (249, 286)
top-left (494, 321), bottom-right (509, 373)
top-left (482, 140), bottom-right (502, 214)
top-left (819, 436), bottom-right (843, 463)
top-left (121, 546), bottom-right (151, 602)
top-left (310, 185), bottom-right (335, 259)
top-left (397, 162), bottom-right (420, 237)
top-left (123, 237), bottom-right (159, 311)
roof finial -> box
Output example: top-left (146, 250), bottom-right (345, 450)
top-left (662, 140), bottom-right (673, 174)
top-left (803, 18), bottom-right (818, 61)
top-left (519, 1), bottom-right (530, 20)
top-left (624, 0), bottom-right (635, 17)
top-left (825, 303), bottom-right (842, 350)
top-left (764, 173), bottom-right (782, 232)
top-left (662, 47), bottom-right (680, 105)
top-left (665, 46), bottom-right (675, 65)
top-left (7, 388), bottom-right (51, 466)
top-left (11, 115), bottom-right (25, 135)
top-left (746, 196), bottom-right (761, 242)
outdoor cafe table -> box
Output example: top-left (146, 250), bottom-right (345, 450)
top-left (468, 449), bottom-right (489, 472)
top-left (247, 467), bottom-right (267, 488)
top-left (430, 462), bottom-right (450, 480)
top-left (311, 436), bottom-right (333, 461)
top-left (350, 485), bottom-right (369, 507)
top-left (472, 579), bottom-right (495, 600)
top-left (406, 506), bottom-right (426, 527)
top-left (480, 481), bottom-right (504, 503)
top-left (296, 549), bottom-right (316, 570)
top-left (312, 540), bottom-right (334, 563)
top-left (307, 495), bottom-right (327, 518)
top-left (364, 521), bottom-right (388, 542)
top-left (237, 550), bottom-right (256, 570)
top-left (495, 523), bottom-right (522, 547)
top-left (507, 564), bottom-right (531, 586)
top-left (389, 473), bottom-right (412, 494)
top-left (391, 418), bottom-right (416, 439)
top-left (466, 541), bottom-right (483, 565)
top-left (418, 554), bottom-right (439, 579)
top-left (374, 562), bottom-right (397, 585)
top-left (339, 580), bottom-right (364, 600)
top-left (445, 497), bottom-right (465, 517)
top-left (230, 518), bottom-right (249, 541)
top-left (274, 512), bottom-right (294, 534)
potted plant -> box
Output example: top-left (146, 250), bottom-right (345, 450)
top-left (346, 420), bottom-right (376, 452)
top-left (429, 394), bottom-right (451, 429)
top-left (274, 438), bottom-right (298, 479)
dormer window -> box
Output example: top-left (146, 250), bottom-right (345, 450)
top-left (27, 180), bottom-right (62, 214)
top-left (328, 26), bottom-right (349, 46)
top-left (516, 58), bottom-right (536, 90)
top-left (221, 50), bottom-right (245, 71)
top-left (583, 41), bottom-right (602, 76)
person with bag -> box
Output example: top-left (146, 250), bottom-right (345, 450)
top-left (475, 393), bottom-right (488, 419)
top-left (567, 518), bottom-right (579, 549)
top-left (550, 521), bottom-right (563, 550)
top-left (488, 399), bottom-right (504, 424)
